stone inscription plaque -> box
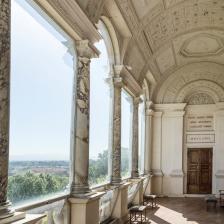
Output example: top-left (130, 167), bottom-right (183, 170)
top-left (187, 115), bottom-right (213, 131)
top-left (187, 134), bottom-right (215, 143)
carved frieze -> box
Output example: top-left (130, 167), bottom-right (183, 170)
top-left (187, 93), bottom-right (215, 105)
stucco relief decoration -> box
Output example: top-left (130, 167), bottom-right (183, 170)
top-left (154, 63), bottom-right (224, 103)
top-left (145, 0), bottom-right (224, 49)
top-left (180, 34), bottom-right (224, 57)
top-left (187, 93), bottom-right (215, 105)
top-left (77, 57), bottom-right (90, 116)
top-left (86, 0), bottom-right (105, 23)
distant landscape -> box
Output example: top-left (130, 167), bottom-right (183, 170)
top-left (8, 148), bottom-right (130, 205)
top-left (8, 161), bottom-right (70, 204)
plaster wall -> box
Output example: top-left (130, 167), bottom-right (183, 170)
top-left (151, 103), bottom-right (224, 196)
top-left (162, 111), bottom-right (185, 196)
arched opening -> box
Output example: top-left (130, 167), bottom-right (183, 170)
top-left (89, 22), bottom-right (111, 187)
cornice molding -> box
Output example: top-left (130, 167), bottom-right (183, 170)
top-left (153, 103), bottom-right (187, 112)
top-left (36, 0), bottom-right (101, 43)
top-left (114, 65), bottom-right (142, 96)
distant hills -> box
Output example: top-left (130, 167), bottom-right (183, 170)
top-left (10, 154), bottom-right (69, 161)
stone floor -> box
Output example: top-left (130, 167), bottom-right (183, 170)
top-left (128, 197), bottom-right (224, 224)
top-left (146, 197), bottom-right (224, 224)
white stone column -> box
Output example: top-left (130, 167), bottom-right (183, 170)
top-left (70, 40), bottom-right (98, 196)
top-left (144, 101), bottom-right (153, 175)
top-left (131, 97), bottom-right (140, 178)
top-left (110, 76), bottom-right (123, 185)
top-left (0, 0), bottom-right (14, 219)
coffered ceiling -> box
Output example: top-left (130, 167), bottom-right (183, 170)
top-left (74, 0), bottom-right (224, 101)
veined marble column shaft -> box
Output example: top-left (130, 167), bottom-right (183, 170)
top-left (71, 40), bottom-right (98, 196)
top-left (0, 0), bottom-right (14, 219)
top-left (144, 101), bottom-right (153, 175)
top-left (110, 77), bottom-right (123, 185)
top-left (131, 97), bottom-right (140, 178)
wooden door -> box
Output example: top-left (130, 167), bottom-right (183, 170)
top-left (187, 148), bottom-right (212, 194)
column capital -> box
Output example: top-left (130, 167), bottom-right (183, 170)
top-left (146, 109), bottom-right (154, 116)
top-left (113, 65), bottom-right (124, 77)
top-left (112, 64), bottom-right (142, 96)
top-left (145, 101), bottom-right (153, 110)
top-left (76, 40), bottom-right (99, 59)
top-left (106, 76), bottom-right (124, 88)
top-left (133, 96), bottom-right (142, 105)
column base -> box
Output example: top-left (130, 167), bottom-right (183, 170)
top-left (69, 192), bottom-right (105, 224)
top-left (111, 176), bottom-right (122, 186)
top-left (131, 172), bottom-right (140, 179)
top-left (0, 201), bottom-right (15, 220)
top-left (131, 171), bottom-right (139, 179)
top-left (71, 183), bottom-right (92, 197)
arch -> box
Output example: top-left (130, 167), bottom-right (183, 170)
top-left (154, 62), bottom-right (224, 103)
top-left (142, 79), bottom-right (150, 101)
top-left (176, 80), bottom-right (221, 103)
top-left (100, 16), bottom-right (121, 66)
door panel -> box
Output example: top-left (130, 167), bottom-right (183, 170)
top-left (187, 148), bottom-right (212, 194)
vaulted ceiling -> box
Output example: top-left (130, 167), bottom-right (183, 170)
top-left (75, 0), bottom-right (224, 102)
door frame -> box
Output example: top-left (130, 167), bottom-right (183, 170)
top-left (187, 147), bottom-right (213, 194)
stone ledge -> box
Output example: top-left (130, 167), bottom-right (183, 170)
top-left (0, 213), bottom-right (45, 224)
top-left (0, 212), bottom-right (25, 224)
top-left (1, 213), bottom-right (46, 224)
top-left (69, 191), bottom-right (105, 204)
top-left (13, 214), bottom-right (46, 224)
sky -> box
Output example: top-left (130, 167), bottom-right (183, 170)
top-left (10, 0), bottom-right (133, 161)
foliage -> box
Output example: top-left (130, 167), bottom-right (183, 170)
top-left (8, 172), bottom-right (68, 203)
top-left (89, 150), bottom-right (108, 186)
top-left (89, 148), bottom-right (130, 186)
top-left (7, 148), bottom-right (131, 203)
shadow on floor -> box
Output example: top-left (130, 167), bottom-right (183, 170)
top-left (145, 197), bottom-right (224, 224)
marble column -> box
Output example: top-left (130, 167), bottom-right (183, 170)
top-left (131, 97), bottom-right (140, 178)
top-left (144, 101), bottom-right (153, 175)
top-left (110, 76), bottom-right (123, 185)
top-left (71, 40), bottom-right (98, 196)
top-left (0, 0), bottom-right (14, 219)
